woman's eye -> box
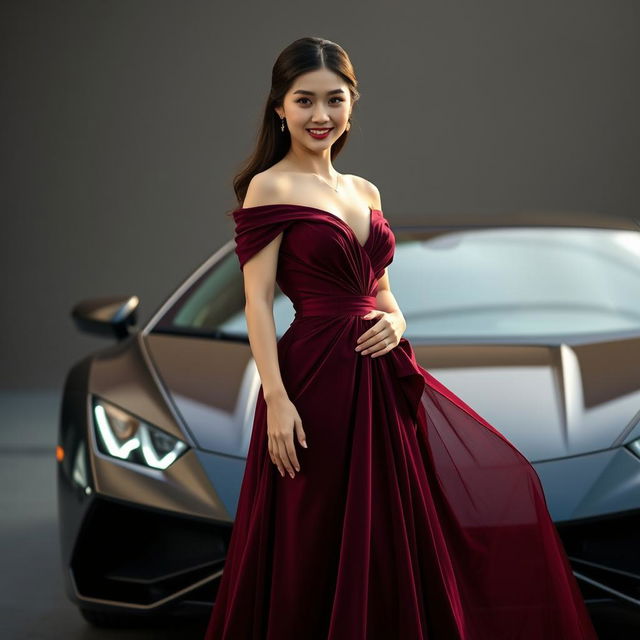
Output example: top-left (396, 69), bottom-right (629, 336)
top-left (295, 97), bottom-right (344, 105)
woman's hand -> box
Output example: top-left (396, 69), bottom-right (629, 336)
top-left (265, 390), bottom-right (307, 478)
top-left (355, 309), bottom-right (406, 358)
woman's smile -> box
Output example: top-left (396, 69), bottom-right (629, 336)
top-left (306, 127), bottom-right (333, 139)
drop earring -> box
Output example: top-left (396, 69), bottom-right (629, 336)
top-left (280, 116), bottom-right (286, 133)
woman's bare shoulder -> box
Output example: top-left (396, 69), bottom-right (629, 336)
top-left (242, 168), bottom-right (300, 208)
top-left (346, 174), bottom-right (382, 209)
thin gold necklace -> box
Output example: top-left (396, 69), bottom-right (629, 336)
top-left (315, 172), bottom-right (340, 193)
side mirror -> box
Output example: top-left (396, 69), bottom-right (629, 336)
top-left (71, 296), bottom-right (140, 340)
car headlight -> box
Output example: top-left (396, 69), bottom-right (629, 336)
top-left (91, 396), bottom-right (188, 470)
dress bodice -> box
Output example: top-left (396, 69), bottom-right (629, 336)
top-left (232, 204), bottom-right (396, 318)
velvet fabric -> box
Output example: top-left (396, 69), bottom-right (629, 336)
top-left (204, 204), bottom-right (597, 639)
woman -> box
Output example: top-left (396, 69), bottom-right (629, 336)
top-left (204, 37), bottom-right (598, 639)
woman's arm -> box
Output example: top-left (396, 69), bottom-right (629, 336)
top-left (356, 267), bottom-right (407, 358)
top-left (241, 174), bottom-right (290, 402)
top-left (355, 180), bottom-right (406, 356)
top-left (240, 175), bottom-right (306, 479)
top-left (242, 239), bottom-right (289, 402)
top-left (375, 268), bottom-right (403, 317)
top-left (375, 268), bottom-right (407, 334)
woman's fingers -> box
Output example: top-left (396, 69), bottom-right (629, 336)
top-left (355, 310), bottom-right (406, 357)
top-left (355, 334), bottom-right (382, 352)
top-left (276, 436), bottom-right (296, 478)
top-left (357, 331), bottom-right (394, 355)
top-left (285, 437), bottom-right (300, 473)
top-left (355, 325), bottom-right (385, 351)
top-left (267, 407), bottom-right (306, 479)
top-left (356, 312), bottom-right (387, 345)
top-left (295, 418), bottom-right (308, 449)
top-left (369, 339), bottom-right (395, 358)
top-left (268, 434), bottom-right (285, 477)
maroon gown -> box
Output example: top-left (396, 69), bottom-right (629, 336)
top-left (204, 203), bottom-right (598, 639)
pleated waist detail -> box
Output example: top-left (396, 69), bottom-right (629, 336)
top-left (294, 294), bottom-right (377, 318)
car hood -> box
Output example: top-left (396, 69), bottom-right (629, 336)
top-left (144, 332), bottom-right (640, 462)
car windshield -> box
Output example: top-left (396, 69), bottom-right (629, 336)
top-left (151, 226), bottom-right (640, 342)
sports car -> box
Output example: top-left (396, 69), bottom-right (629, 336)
top-left (57, 209), bottom-right (640, 627)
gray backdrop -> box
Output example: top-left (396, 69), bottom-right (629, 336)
top-left (2, 0), bottom-right (639, 389)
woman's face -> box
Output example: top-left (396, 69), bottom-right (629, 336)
top-left (277, 68), bottom-right (351, 152)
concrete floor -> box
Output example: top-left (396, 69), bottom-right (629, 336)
top-left (0, 389), bottom-right (637, 639)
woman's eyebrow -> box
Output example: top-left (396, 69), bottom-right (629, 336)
top-left (292, 88), bottom-right (346, 96)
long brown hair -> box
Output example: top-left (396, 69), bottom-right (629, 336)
top-left (229, 37), bottom-right (360, 213)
